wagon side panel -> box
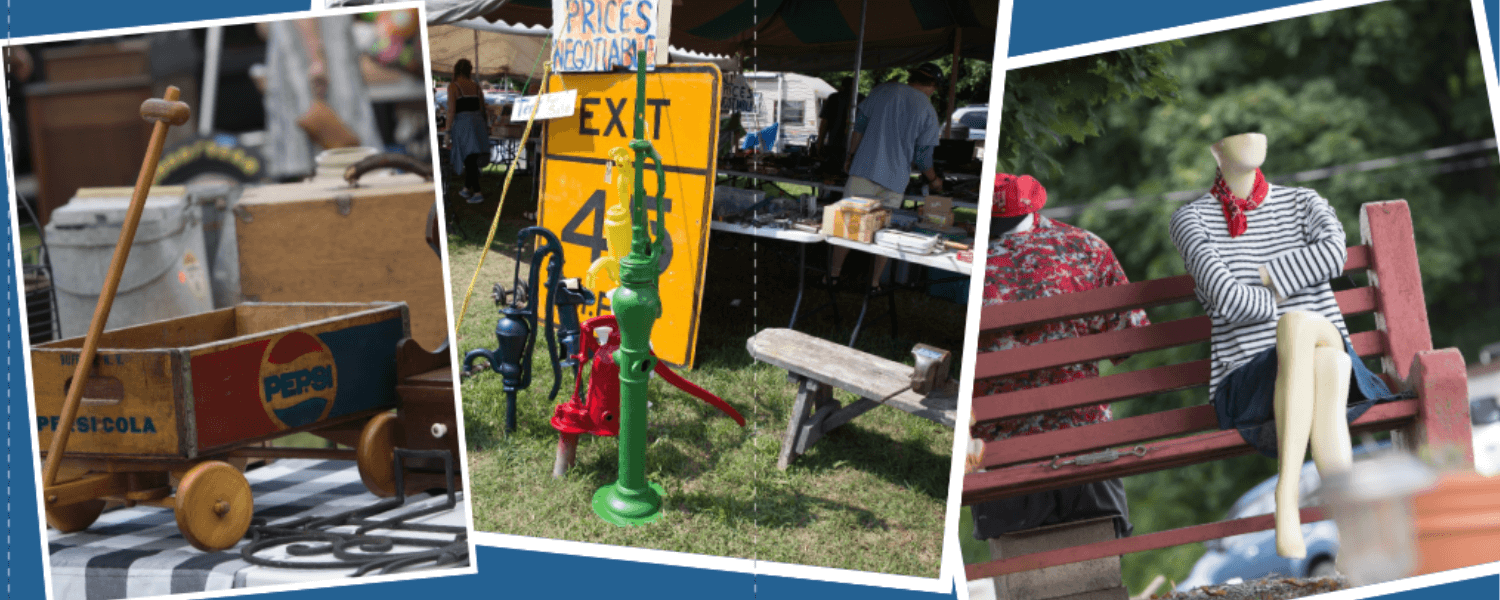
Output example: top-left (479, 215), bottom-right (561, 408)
top-left (32, 348), bottom-right (183, 459)
top-left (190, 305), bottom-right (408, 454)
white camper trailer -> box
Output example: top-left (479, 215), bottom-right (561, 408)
top-left (743, 72), bottom-right (837, 153)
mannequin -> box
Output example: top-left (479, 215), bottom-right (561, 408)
top-left (1171, 133), bottom-right (1392, 559)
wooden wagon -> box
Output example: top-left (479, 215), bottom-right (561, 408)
top-left (33, 301), bottom-right (436, 551)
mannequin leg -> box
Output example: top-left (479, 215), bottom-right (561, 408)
top-left (1309, 347), bottom-right (1353, 475)
top-left (1272, 311), bottom-right (1344, 558)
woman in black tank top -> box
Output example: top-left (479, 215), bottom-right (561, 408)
top-left (446, 58), bottom-right (490, 203)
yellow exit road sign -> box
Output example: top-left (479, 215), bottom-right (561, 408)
top-left (538, 64), bottom-right (721, 368)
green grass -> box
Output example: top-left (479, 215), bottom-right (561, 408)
top-left (18, 225), bottom-right (41, 265)
top-left (449, 179), bottom-right (965, 576)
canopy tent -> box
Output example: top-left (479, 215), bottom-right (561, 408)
top-left (333, 0), bottom-right (997, 73)
top-left (468, 0), bottom-right (997, 72)
top-left (427, 21), bottom-right (547, 79)
top-left (425, 16), bottom-right (737, 79)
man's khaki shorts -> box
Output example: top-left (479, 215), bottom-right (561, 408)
top-left (845, 175), bottom-right (906, 209)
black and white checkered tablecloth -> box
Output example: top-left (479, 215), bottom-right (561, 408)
top-left (47, 459), bottom-right (469, 600)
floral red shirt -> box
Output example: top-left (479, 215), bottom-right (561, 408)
top-left (972, 215), bottom-right (1150, 442)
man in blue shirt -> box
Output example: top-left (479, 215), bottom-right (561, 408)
top-left (828, 63), bottom-right (944, 291)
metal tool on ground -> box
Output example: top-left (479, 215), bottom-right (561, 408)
top-left (550, 315), bottom-right (745, 477)
top-left (463, 226), bottom-right (595, 433)
top-left (42, 88), bottom-right (190, 506)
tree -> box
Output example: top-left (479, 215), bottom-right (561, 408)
top-left (818, 56), bottom-right (996, 118)
top-left (996, 43), bottom-right (1182, 179)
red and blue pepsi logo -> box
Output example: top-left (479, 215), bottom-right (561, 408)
top-left (258, 332), bottom-right (338, 429)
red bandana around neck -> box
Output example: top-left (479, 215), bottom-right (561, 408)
top-left (1210, 168), bottom-right (1269, 237)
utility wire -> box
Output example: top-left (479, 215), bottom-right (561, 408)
top-left (1042, 138), bottom-right (1499, 220)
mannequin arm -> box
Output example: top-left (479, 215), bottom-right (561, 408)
top-left (1169, 205), bottom-right (1277, 324)
top-left (1262, 191), bottom-right (1347, 299)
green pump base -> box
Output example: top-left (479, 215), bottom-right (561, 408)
top-left (592, 481), bottom-right (666, 526)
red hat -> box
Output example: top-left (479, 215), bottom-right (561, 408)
top-left (993, 173), bottom-right (1047, 217)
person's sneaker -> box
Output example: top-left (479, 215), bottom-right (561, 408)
top-left (466, 191), bottom-right (484, 204)
top-left (457, 188), bottom-right (473, 201)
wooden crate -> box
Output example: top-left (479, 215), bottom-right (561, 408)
top-left (25, 76), bottom-right (156, 226)
top-left (32, 302), bottom-right (409, 461)
top-left (233, 174), bottom-right (449, 350)
top-left (41, 40), bottom-right (150, 83)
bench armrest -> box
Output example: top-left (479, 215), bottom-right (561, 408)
top-left (1403, 348), bottom-right (1473, 466)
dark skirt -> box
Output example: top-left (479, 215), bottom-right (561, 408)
top-left (1213, 338), bottom-right (1398, 458)
top-left (449, 110), bottom-right (489, 176)
top-left (971, 478), bottom-right (1133, 541)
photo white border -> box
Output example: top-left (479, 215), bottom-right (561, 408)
top-left (971, 0), bottom-right (1500, 598)
top-left (950, 0), bottom-right (1015, 597)
top-left (427, 11), bottom-right (972, 597)
top-left (1, 4), bottom-right (481, 600)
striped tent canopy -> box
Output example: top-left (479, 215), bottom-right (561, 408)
top-left (428, 22), bottom-right (548, 79)
top-left (471, 0), bottom-right (998, 72)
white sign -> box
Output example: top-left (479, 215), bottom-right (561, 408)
top-left (551, 0), bottom-right (660, 73)
top-left (511, 89), bottom-right (579, 122)
top-left (721, 71), bottom-right (754, 114)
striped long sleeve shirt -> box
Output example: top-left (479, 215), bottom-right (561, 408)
top-left (1168, 184), bottom-right (1350, 396)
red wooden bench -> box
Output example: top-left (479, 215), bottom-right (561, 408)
top-left (962, 200), bottom-right (1474, 581)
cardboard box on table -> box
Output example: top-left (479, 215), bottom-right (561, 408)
top-left (232, 173), bottom-right (449, 351)
top-left (822, 197), bottom-right (891, 243)
top-left (920, 195), bottom-right (955, 228)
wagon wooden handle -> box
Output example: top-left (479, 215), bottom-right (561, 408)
top-left (42, 87), bottom-right (190, 490)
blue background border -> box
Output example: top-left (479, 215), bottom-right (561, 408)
top-left (5, 1), bottom-right (1500, 598)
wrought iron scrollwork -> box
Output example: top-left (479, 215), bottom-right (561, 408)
top-left (240, 449), bottom-right (469, 576)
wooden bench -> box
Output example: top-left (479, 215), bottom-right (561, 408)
top-left (747, 328), bottom-right (959, 469)
top-left (963, 201), bottom-right (1473, 581)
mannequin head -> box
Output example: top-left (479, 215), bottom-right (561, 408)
top-left (1211, 133), bottom-right (1268, 197)
top-left (1210, 133), bottom-right (1268, 173)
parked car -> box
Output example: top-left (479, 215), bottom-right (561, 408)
top-left (947, 104), bottom-right (988, 141)
top-left (1473, 395), bottom-right (1500, 476)
top-left (1176, 459), bottom-right (1339, 591)
top-left (1181, 397), bottom-right (1500, 591)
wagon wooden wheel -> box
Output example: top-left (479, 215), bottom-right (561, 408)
top-left (175, 461), bottom-right (253, 552)
top-left (44, 465), bottom-right (109, 532)
top-left (356, 411), bottom-right (403, 497)
top-left (46, 498), bottom-right (107, 533)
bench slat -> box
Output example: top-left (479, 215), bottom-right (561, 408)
top-left (978, 276), bottom-right (1196, 333)
top-left (972, 287), bottom-right (1381, 381)
top-left (978, 246), bottom-right (1372, 333)
top-left (973, 361), bottom-right (1210, 424)
top-left (972, 326), bottom-right (1387, 425)
top-left (746, 328), bottom-right (958, 423)
top-left (965, 507), bottom-right (1328, 580)
top-left (961, 399), bottom-right (1419, 505)
top-left (980, 404), bottom-right (1219, 470)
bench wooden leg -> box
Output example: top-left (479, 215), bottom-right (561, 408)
top-left (779, 377), bottom-right (831, 469)
top-left (779, 376), bottom-right (888, 469)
